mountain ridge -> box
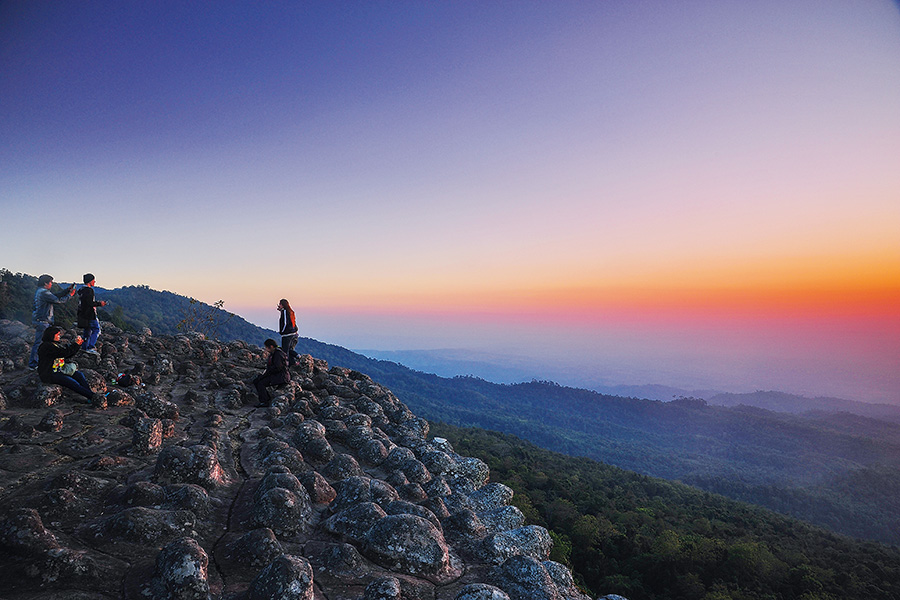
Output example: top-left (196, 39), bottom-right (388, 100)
top-left (3, 269), bottom-right (900, 546)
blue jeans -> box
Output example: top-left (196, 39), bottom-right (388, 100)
top-left (48, 371), bottom-right (94, 401)
top-left (82, 319), bottom-right (101, 350)
top-left (29, 321), bottom-right (50, 369)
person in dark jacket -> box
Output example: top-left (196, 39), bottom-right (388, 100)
top-left (277, 298), bottom-right (300, 366)
top-left (253, 338), bottom-right (290, 407)
top-left (37, 326), bottom-right (95, 403)
top-left (28, 274), bottom-right (76, 369)
top-left (77, 273), bottom-right (107, 355)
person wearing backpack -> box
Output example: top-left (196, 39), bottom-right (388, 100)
top-left (253, 338), bottom-right (291, 407)
top-left (77, 273), bottom-right (107, 356)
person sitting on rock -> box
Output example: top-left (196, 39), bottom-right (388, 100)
top-left (253, 338), bottom-right (290, 407)
top-left (28, 274), bottom-right (76, 370)
top-left (77, 273), bottom-right (107, 356)
top-left (37, 326), bottom-right (96, 404)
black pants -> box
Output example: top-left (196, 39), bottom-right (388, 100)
top-left (253, 373), bottom-right (283, 406)
top-left (281, 334), bottom-right (299, 366)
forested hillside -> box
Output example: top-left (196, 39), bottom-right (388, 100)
top-left (4, 269), bottom-right (900, 547)
top-left (432, 423), bottom-right (900, 600)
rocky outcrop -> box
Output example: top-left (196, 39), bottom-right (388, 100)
top-left (0, 319), bottom-right (612, 599)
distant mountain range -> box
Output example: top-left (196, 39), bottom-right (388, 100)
top-left (3, 268), bottom-right (900, 545)
top-left (357, 347), bottom-right (900, 422)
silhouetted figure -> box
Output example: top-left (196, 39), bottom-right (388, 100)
top-left (77, 273), bottom-right (107, 355)
top-left (253, 338), bottom-right (290, 407)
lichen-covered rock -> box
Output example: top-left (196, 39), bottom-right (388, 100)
top-left (95, 507), bottom-right (195, 545)
top-left (165, 484), bottom-right (212, 518)
top-left (154, 444), bottom-right (228, 489)
top-left (32, 383), bottom-right (63, 407)
top-left (324, 502), bottom-right (386, 543)
top-left (420, 449), bottom-right (454, 475)
top-left (321, 452), bottom-right (363, 480)
top-left (386, 500), bottom-right (441, 530)
top-left (321, 542), bottom-right (367, 576)
top-left (136, 391), bottom-right (180, 420)
top-left (365, 575), bottom-right (402, 600)
top-left (0, 508), bottom-right (60, 554)
top-left (447, 456), bottom-right (490, 489)
top-left (401, 457), bottom-right (432, 484)
top-left (543, 560), bottom-right (592, 600)
top-left (492, 555), bottom-right (558, 600)
top-left (253, 486), bottom-right (312, 536)
top-left (363, 514), bottom-right (450, 577)
top-left (456, 583), bottom-right (512, 600)
top-left (80, 368), bottom-right (107, 395)
top-left (133, 417), bottom-right (164, 454)
top-left (331, 476), bottom-right (399, 512)
top-left (479, 506), bottom-right (526, 534)
top-left (106, 387), bottom-right (135, 407)
top-left (121, 481), bottom-right (166, 507)
top-left (37, 408), bottom-right (65, 432)
top-left (225, 528), bottom-right (284, 568)
top-left (248, 554), bottom-right (314, 600)
top-left (148, 537), bottom-right (210, 600)
top-left (256, 469), bottom-right (308, 502)
top-left (297, 470), bottom-right (336, 504)
top-left (481, 525), bottom-right (553, 565)
top-left (469, 483), bottom-right (514, 512)
top-left (295, 434), bottom-right (335, 464)
top-left (261, 444), bottom-right (308, 474)
top-left (444, 509), bottom-right (487, 542)
top-left (358, 438), bottom-right (389, 466)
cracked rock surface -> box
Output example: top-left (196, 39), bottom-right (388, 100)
top-left (0, 319), bottom-right (592, 600)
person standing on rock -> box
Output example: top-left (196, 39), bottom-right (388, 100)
top-left (37, 326), bottom-right (96, 403)
top-left (253, 338), bottom-right (291, 407)
top-left (277, 298), bottom-right (300, 366)
top-left (28, 274), bottom-right (76, 370)
top-left (77, 273), bottom-right (107, 356)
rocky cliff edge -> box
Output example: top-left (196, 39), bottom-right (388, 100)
top-left (0, 319), bottom-right (617, 600)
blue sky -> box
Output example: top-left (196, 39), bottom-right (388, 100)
top-left (3, 1), bottom-right (899, 401)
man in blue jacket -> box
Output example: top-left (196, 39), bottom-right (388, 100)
top-left (28, 274), bottom-right (76, 369)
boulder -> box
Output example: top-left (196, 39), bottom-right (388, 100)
top-left (363, 514), bottom-right (450, 577)
top-left (481, 526), bottom-right (553, 565)
top-left (248, 554), bottom-right (314, 600)
top-left (148, 537), bottom-right (210, 600)
top-left (492, 555), bottom-right (558, 600)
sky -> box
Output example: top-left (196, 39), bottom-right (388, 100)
top-left (2, 1), bottom-right (899, 403)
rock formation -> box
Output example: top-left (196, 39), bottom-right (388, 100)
top-left (0, 319), bottom-right (607, 599)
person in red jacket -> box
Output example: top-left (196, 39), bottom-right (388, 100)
top-left (253, 338), bottom-right (290, 407)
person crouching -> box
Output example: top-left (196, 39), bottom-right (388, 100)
top-left (37, 326), bottom-right (96, 404)
top-left (253, 338), bottom-right (290, 407)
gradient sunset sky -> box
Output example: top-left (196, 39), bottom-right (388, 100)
top-left (3, 1), bottom-right (899, 402)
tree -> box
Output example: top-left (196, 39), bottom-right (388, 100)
top-left (176, 298), bottom-right (234, 340)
